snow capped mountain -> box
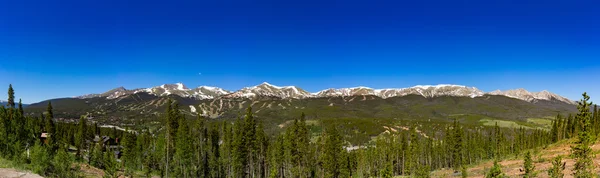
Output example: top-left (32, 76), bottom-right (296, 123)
top-left (315, 84), bottom-right (484, 98)
top-left (191, 86), bottom-right (231, 99)
top-left (134, 83), bottom-right (192, 97)
top-left (224, 82), bottom-right (311, 99)
top-left (78, 83), bottom-right (230, 100)
top-left (487, 89), bottom-right (575, 104)
top-left (76, 82), bottom-right (574, 105)
top-left (78, 87), bottom-right (129, 99)
top-left (315, 87), bottom-right (377, 97)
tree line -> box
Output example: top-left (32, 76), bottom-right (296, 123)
top-left (1, 84), bottom-right (598, 177)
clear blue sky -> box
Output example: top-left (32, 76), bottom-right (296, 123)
top-left (1, 0), bottom-right (599, 104)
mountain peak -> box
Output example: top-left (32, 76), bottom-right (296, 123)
top-left (316, 84), bottom-right (484, 98)
top-left (486, 88), bottom-right (575, 104)
top-left (75, 82), bottom-right (575, 105)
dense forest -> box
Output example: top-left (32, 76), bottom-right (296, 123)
top-left (0, 84), bottom-right (598, 178)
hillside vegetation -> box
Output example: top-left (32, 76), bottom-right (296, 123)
top-left (1, 85), bottom-right (595, 178)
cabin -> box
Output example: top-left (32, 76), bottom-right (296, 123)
top-left (90, 135), bottom-right (122, 159)
top-left (40, 133), bottom-right (48, 144)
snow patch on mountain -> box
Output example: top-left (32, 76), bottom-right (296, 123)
top-left (76, 82), bottom-right (575, 105)
top-left (487, 88), bottom-right (575, 104)
top-left (315, 84), bottom-right (484, 99)
top-left (224, 82), bottom-right (311, 99)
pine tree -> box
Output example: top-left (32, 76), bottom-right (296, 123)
top-left (461, 165), bottom-right (468, 178)
top-left (415, 165), bottom-right (430, 178)
top-left (523, 151), bottom-right (535, 178)
top-left (174, 117), bottom-right (192, 177)
top-left (486, 160), bottom-right (504, 178)
top-left (407, 127), bottom-right (420, 175)
top-left (322, 124), bottom-right (346, 178)
top-left (29, 142), bottom-right (51, 175)
top-left (75, 117), bottom-right (87, 158)
top-left (547, 155), bottom-right (565, 178)
top-left (121, 131), bottom-right (137, 176)
top-left (17, 99), bottom-right (23, 116)
top-left (256, 121), bottom-right (268, 178)
top-left (7, 84), bottom-right (15, 108)
top-left (233, 108), bottom-right (252, 177)
top-left (103, 149), bottom-right (118, 178)
top-left (452, 118), bottom-right (464, 171)
top-left (52, 148), bottom-right (77, 177)
top-left (45, 101), bottom-right (53, 120)
top-left (243, 107), bottom-right (258, 177)
top-left (379, 158), bottom-right (393, 178)
top-left (571, 92), bottom-right (594, 178)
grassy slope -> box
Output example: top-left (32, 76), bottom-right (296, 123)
top-left (431, 138), bottom-right (600, 178)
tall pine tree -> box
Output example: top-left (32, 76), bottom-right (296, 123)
top-left (571, 92), bottom-right (594, 178)
top-left (7, 84), bottom-right (15, 108)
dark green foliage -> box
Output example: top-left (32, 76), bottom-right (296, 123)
top-left (571, 92), bottom-right (594, 178)
top-left (379, 160), bottom-right (393, 178)
top-left (452, 118), bottom-right (464, 171)
top-left (486, 160), bottom-right (505, 178)
top-left (322, 124), bottom-right (348, 178)
top-left (7, 84), bottom-right (15, 108)
top-left (18, 99), bottom-right (23, 116)
top-left (415, 165), bottom-right (430, 178)
top-left (24, 92), bottom-right (577, 135)
top-left (547, 155), bottom-right (565, 178)
top-left (102, 150), bottom-right (118, 178)
top-left (52, 148), bottom-right (77, 178)
top-left (523, 151), bottom-right (535, 178)
top-left (0, 84), bottom-right (584, 178)
top-left (29, 143), bottom-right (51, 175)
top-left (46, 101), bottom-right (53, 120)
top-left (174, 117), bottom-right (193, 177)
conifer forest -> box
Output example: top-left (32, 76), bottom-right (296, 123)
top-left (1, 84), bottom-right (599, 178)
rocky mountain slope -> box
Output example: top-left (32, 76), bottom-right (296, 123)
top-left (21, 82), bottom-right (576, 135)
top-left (78, 83), bottom-right (230, 100)
top-left (75, 82), bottom-right (575, 105)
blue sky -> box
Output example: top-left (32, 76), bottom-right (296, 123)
top-left (1, 0), bottom-right (599, 103)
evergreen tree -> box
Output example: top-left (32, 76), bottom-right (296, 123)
top-left (379, 158), bottom-right (393, 178)
top-left (52, 148), bottom-right (77, 177)
top-left (571, 92), bottom-right (594, 178)
top-left (523, 151), bottom-right (535, 178)
top-left (452, 118), bottom-right (464, 171)
top-left (233, 108), bottom-right (252, 177)
top-left (461, 165), bottom-right (468, 178)
top-left (121, 131), bottom-right (137, 176)
top-left (174, 117), bottom-right (192, 177)
top-left (547, 155), bottom-right (565, 178)
top-left (44, 104), bottom-right (57, 152)
top-left (255, 121), bottom-right (268, 178)
top-left (415, 165), bottom-right (430, 178)
top-left (486, 160), bottom-right (505, 178)
top-left (29, 142), bottom-right (51, 175)
top-left (46, 101), bottom-right (53, 120)
top-left (322, 124), bottom-right (347, 178)
top-left (17, 99), bottom-right (23, 116)
top-left (7, 84), bottom-right (15, 108)
top-left (407, 127), bottom-right (420, 175)
top-left (75, 117), bottom-right (88, 158)
top-left (103, 149), bottom-right (118, 178)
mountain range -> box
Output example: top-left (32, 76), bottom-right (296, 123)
top-left (22, 82), bottom-right (577, 140)
top-left (76, 82), bottom-right (576, 105)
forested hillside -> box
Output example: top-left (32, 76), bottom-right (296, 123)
top-left (23, 89), bottom-right (576, 146)
top-left (1, 85), bottom-right (597, 177)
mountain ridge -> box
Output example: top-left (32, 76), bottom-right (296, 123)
top-left (75, 82), bottom-right (576, 105)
